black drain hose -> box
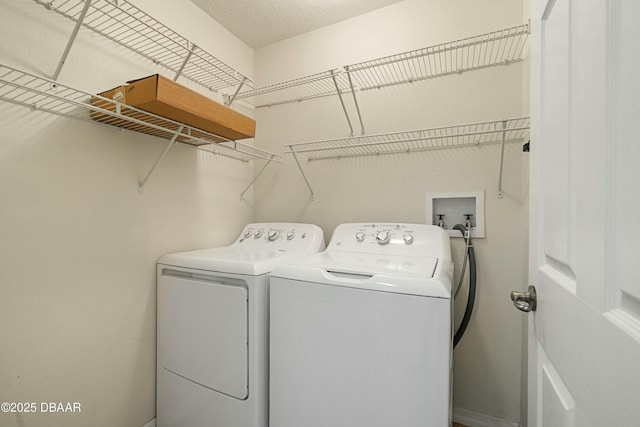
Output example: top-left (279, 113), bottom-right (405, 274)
top-left (452, 224), bottom-right (476, 348)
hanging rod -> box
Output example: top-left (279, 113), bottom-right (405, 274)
top-left (233, 24), bottom-right (529, 109)
top-left (35, 0), bottom-right (254, 93)
top-left (0, 63), bottom-right (280, 191)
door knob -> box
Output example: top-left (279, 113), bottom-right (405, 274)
top-left (510, 285), bottom-right (537, 312)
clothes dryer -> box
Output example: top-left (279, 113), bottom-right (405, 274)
top-left (156, 223), bottom-right (325, 427)
top-left (269, 223), bottom-right (453, 427)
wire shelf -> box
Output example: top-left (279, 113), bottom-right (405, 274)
top-left (235, 24), bottom-right (529, 109)
top-left (347, 24), bottom-right (529, 91)
top-left (34, 0), bottom-right (254, 92)
top-left (286, 118), bottom-right (530, 161)
top-left (0, 63), bottom-right (277, 163)
top-left (234, 70), bottom-right (352, 107)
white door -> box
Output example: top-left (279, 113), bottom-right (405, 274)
top-left (526, 0), bottom-right (640, 426)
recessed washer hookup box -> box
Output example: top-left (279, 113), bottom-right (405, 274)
top-left (91, 74), bottom-right (255, 144)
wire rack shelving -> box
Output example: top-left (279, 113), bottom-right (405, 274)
top-left (285, 117), bottom-right (530, 199)
top-left (234, 24), bottom-right (529, 135)
top-left (33, 0), bottom-right (254, 93)
top-left (234, 70), bottom-right (351, 107)
top-left (346, 24), bottom-right (530, 92)
top-left (0, 64), bottom-right (279, 194)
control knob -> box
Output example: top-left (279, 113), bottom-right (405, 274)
top-left (268, 230), bottom-right (280, 241)
top-left (355, 232), bottom-right (365, 242)
top-left (376, 230), bottom-right (391, 245)
top-left (403, 234), bottom-right (414, 245)
top-left (286, 231), bottom-right (295, 240)
top-left (244, 230), bottom-right (252, 238)
top-left (254, 230), bottom-right (262, 238)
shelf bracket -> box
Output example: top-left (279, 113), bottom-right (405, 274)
top-left (173, 43), bottom-right (198, 82)
top-left (174, 43), bottom-right (196, 81)
top-left (330, 70), bottom-right (354, 136)
top-left (240, 154), bottom-right (275, 200)
top-left (497, 120), bottom-right (508, 198)
top-left (225, 77), bottom-right (247, 107)
top-left (53, 0), bottom-right (92, 80)
top-left (138, 125), bottom-right (184, 194)
top-left (344, 66), bottom-right (365, 135)
top-left (290, 151), bottom-right (315, 201)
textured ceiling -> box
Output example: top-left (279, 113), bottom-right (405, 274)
top-left (191, 0), bottom-right (405, 49)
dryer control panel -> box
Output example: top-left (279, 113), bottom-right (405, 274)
top-left (328, 223), bottom-right (451, 259)
top-left (234, 223), bottom-right (326, 252)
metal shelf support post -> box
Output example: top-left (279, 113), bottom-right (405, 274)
top-left (240, 154), bottom-right (275, 200)
top-left (225, 77), bottom-right (248, 107)
top-left (174, 43), bottom-right (196, 81)
top-left (330, 70), bottom-right (354, 136)
top-left (138, 125), bottom-right (184, 194)
top-left (290, 151), bottom-right (315, 200)
top-left (497, 120), bottom-right (508, 198)
top-left (345, 66), bottom-right (365, 135)
top-left (52, 0), bottom-right (92, 80)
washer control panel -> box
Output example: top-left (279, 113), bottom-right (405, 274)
top-left (327, 223), bottom-right (450, 257)
top-left (347, 224), bottom-right (416, 246)
top-left (234, 223), bottom-right (325, 252)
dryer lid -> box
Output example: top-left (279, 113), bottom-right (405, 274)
top-left (158, 247), bottom-right (317, 276)
top-left (157, 222), bottom-right (325, 276)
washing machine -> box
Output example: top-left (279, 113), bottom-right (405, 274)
top-left (156, 223), bottom-right (325, 427)
top-left (269, 223), bottom-right (454, 427)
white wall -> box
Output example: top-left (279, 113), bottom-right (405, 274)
top-left (253, 0), bottom-right (528, 424)
top-left (0, 1), bottom-right (254, 426)
top-left (0, 0), bottom-right (530, 425)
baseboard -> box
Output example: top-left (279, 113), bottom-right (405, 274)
top-left (146, 410), bottom-right (515, 427)
top-left (453, 406), bottom-right (521, 427)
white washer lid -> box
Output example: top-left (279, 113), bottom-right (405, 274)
top-left (158, 247), bottom-right (314, 276)
top-left (270, 251), bottom-right (451, 298)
